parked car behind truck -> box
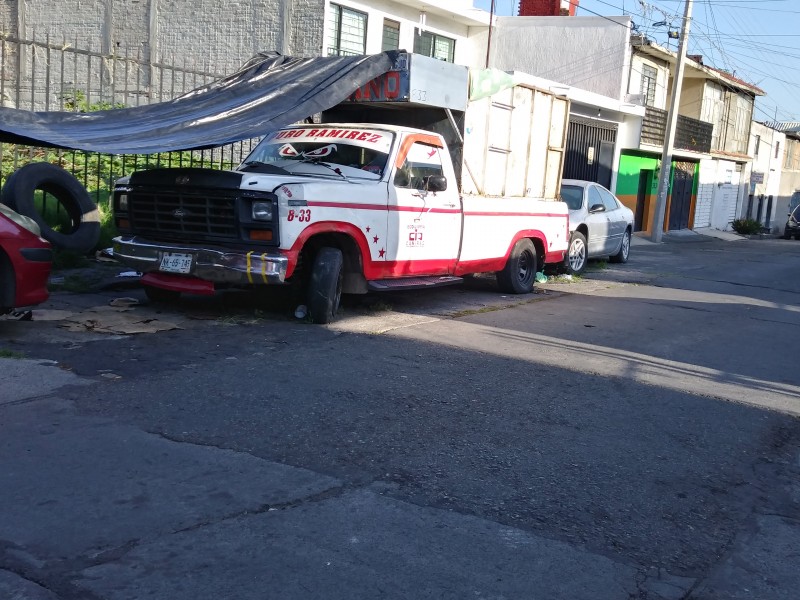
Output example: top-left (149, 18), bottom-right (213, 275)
top-left (559, 179), bottom-right (634, 275)
top-left (112, 53), bottom-right (571, 322)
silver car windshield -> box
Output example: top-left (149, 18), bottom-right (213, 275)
top-left (560, 185), bottom-right (584, 211)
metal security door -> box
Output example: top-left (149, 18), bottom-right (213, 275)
top-left (563, 116), bottom-right (617, 185)
top-left (635, 169), bottom-right (653, 232)
top-left (668, 162), bottom-right (695, 231)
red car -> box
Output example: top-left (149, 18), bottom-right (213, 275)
top-left (0, 202), bottom-right (52, 312)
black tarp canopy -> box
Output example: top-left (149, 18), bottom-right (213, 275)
top-left (0, 51), bottom-right (396, 155)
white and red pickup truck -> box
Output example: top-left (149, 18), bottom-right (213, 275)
top-left (112, 54), bottom-right (570, 322)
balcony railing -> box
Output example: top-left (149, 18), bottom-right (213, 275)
top-left (641, 107), bottom-right (714, 154)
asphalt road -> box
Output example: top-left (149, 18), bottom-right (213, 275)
top-left (1, 232), bottom-right (799, 599)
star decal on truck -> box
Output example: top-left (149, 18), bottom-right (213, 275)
top-left (373, 235), bottom-right (379, 244)
top-left (379, 248), bottom-right (385, 258)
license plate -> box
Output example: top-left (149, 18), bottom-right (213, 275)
top-left (159, 252), bottom-right (193, 274)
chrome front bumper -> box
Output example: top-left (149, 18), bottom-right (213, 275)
top-left (112, 236), bottom-right (288, 285)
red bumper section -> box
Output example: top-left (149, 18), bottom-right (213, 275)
top-left (141, 272), bottom-right (215, 296)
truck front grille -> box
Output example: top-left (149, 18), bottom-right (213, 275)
top-left (130, 189), bottom-right (238, 241)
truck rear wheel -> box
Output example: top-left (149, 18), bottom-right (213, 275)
top-left (496, 239), bottom-right (537, 294)
top-left (307, 247), bottom-right (343, 324)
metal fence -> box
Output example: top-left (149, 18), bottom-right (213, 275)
top-left (0, 31), bottom-right (260, 207)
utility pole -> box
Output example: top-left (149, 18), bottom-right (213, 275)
top-left (650, 0), bottom-right (694, 242)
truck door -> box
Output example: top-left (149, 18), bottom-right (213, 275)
top-left (386, 135), bottom-right (461, 275)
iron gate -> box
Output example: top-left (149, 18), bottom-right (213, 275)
top-left (563, 115), bottom-right (617, 189)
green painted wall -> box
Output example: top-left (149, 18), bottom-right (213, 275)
top-left (617, 151), bottom-right (660, 232)
top-left (617, 151), bottom-right (660, 198)
top-left (616, 151), bottom-right (700, 233)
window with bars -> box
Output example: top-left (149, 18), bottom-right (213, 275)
top-left (327, 3), bottom-right (367, 57)
top-left (382, 19), bottom-right (400, 51)
top-left (413, 29), bottom-right (455, 63)
top-left (640, 64), bottom-right (657, 107)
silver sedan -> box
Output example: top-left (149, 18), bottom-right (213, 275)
top-left (559, 179), bottom-right (634, 275)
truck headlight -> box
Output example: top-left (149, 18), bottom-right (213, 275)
top-left (252, 201), bottom-right (273, 221)
top-left (118, 193), bottom-right (129, 212)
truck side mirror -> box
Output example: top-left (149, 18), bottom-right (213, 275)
top-left (425, 175), bottom-right (447, 192)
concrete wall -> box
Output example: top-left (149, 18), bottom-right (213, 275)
top-left (489, 16), bottom-right (632, 101)
top-left (0, 0), bottom-right (325, 76)
top-left (678, 78), bottom-right (705, 121)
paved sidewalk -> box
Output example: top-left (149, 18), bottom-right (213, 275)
top-left (632, 227), bottom-right (750, 246)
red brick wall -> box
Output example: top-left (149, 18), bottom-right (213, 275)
top-left (517, 0), bottom-right (578, 16)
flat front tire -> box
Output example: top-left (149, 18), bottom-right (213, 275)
top-left (307, 247), bottom-right (343, 324)
top-left (564, 231), bottom-right (587, 275)
top-left (496, 239), bottom-right (537, 294)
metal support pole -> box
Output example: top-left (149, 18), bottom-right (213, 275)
top-left (650, 0), bottom-right (693, 242)
top-left (485, 0), bottom-right (495, 68)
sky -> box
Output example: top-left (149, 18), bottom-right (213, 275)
top-left (473, 0), bottom-right (800, 123)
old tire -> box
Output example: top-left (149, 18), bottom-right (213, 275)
top-left (307, 247), bottom-right (343, 324)
top-left (1, 163), bottom-right (100, 253)
top-left (144, 285), bottom-right (181, 303)
top-left (564, 231), bottom-right (588, 275)
top-left (496, 238), bottom-right (537, 294)
top-left (610, 229), bottom-right (631, 264)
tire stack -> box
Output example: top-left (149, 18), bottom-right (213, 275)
top-left (1, 163), bottom-right (100, 253)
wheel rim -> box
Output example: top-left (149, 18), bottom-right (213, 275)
top-left (621, 232), bottom-right (630, 259)
top-left (517, 249), bottom-right (534, 284)
top-left (568, 238), bottom-right (586, 271)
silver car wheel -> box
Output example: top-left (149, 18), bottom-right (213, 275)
top-left (620, 231), bottom-right (630, 260)
top-left (610, 230), bottom-right (631, 264)
top-left (565, 232), bottom-right (587, 275)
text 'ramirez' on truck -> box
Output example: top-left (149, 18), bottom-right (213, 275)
top-left (112, 53), bottom-right (570, 323)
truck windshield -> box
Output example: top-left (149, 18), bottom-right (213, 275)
top-left (242, 127), bottom-right (393, 180)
